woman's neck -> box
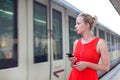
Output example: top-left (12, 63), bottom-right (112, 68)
top-left (82, 31), bottom-right (95, 44)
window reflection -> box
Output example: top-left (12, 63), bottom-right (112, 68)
top-left (0, 0), bottom-right (18, 69)
top-left (99, 29), bottom-right (105, 39)
top-left (34, 1), bottom-right (48, 63)
top-left (94, 27), bottom-right (97, 36)
top-left (118, 38), bottom-right (120, 50)
top-left (111, 35), bottom-right (115, 52)
top-left (53, 9), bottom-right (63, 60)
top-left (0, 34), bottom-right (17, 59)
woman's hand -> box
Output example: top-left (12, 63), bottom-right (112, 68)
top-left (73, 61), bottom-right (88, 71)
top-left (67, 56), bottom-right (77, 66)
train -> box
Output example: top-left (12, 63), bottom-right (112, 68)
top-left (0, 0), bottom-right (120, 80)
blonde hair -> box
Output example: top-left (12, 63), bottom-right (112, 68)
top-left (77, 13), bottom-right (98, 30)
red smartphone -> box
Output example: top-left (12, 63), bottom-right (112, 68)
top-left (66, 53), bottom-right (74, 57)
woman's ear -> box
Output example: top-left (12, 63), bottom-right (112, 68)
top-left (86, 23), bottom-right (90, 29)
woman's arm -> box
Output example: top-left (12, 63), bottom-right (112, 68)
top-left (87, 39), bottom-right (110, 71)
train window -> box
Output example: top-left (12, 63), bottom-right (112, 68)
top-left (0, 0), bottom-right (18, 69)
top-left (106, 33), bottom-right (111, 52)
top-left (99, 29), bottom-right (105, 39)
top-left (93, 27), bottom-right (97, 36)
top-left (111, 35), bottom-right (115, 51)
top-left (118, 38), bottom-right (120, 50)
top-left (115, 36), bottom-right (117, 51)
top-left (52, 9), bottom-right (63, 60)
top-left (69, 16), bottom-right (82, 53)
top-left (34, 1), bottom-right (48, 63)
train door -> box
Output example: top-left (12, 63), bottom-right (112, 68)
top-left (27, 0), bottom-right (50, 80)
top-left (50, 2), bottom-right (66, 80)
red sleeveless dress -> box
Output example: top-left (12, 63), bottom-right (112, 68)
top-left (68, 37), bottom-right (101, 80)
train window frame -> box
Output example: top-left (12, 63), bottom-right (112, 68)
top-left (33, 1), bottom-right (48, 63)
top-left (0, 0), bottom-right (18, 69)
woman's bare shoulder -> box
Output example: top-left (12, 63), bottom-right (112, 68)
top-left (74, 39), bottom-right (79, 44)
top-left (73, 39), bottom-right (80, 48)
top-left (73, 38), bottom-right (81, 45)
top-left (98, 38), bottom-right (106, 45)
top-left (97, 38), bottom-right (108, 53)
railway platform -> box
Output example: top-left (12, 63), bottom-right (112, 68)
top-left (100, 64), bottom-right (120, 80)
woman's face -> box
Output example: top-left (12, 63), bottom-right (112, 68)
top-left (75, 16), bottom-right (88, 34)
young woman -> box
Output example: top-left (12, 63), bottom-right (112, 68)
top-left (68, 13), bottom-right (110, 80)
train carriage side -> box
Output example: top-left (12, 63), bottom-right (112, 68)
top-left (0, 0), bottom-right (80, 80)
top-left (0, 0), bottom-right (120, 80)
top-left (0, 0), bottom-right (28, 80)
top-left (93, 23), bottom-right (120, 77)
